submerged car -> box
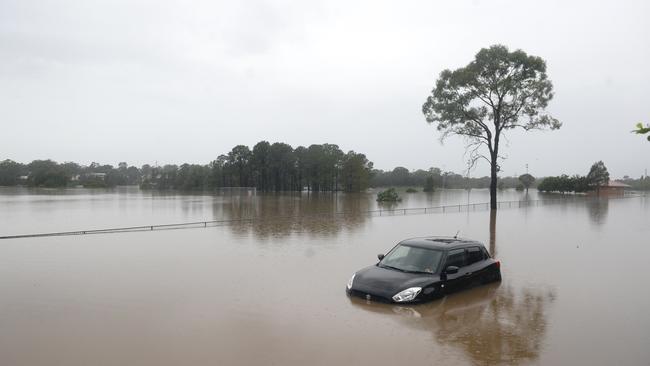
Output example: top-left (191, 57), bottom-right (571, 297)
top-left (346, 237), bottom-right (501, 303)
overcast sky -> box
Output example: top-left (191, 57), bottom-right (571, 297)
top-left (1, 0), bottom-right (649, 178)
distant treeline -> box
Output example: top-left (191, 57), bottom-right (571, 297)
top-left (0, 141), bottom-right (374, 192)
top-left (3, 153), bottom-right (647, 192)
top-left (0, 160), bottom-right (140, 188)
top-left (141, 142), bottom-right (373, 192)
top-left (620, 176), bottom-right (650, 190)
top-left (371, 167), bottom-right (522, 190)
top-left (537, 174), bottom-right (650, 193)
top-left (0, 157), bottom-right (523, 192)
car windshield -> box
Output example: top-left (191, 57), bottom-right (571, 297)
top-left (379, 245), bottom-right (443, 274)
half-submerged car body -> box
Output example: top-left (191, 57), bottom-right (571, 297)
top-left (346, 237), bottom-right (501, 303)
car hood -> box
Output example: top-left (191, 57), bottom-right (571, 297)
top-left (352, 265), bottom-right (440, 300)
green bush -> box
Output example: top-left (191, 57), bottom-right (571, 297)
top-left (377, 188), bottom-right (401, 202)
top-left (406, 187), bottom-right (418, 193)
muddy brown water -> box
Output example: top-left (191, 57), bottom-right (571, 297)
top-left (0, 187), bottom-right (648, 365)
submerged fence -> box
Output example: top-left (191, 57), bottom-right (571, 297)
top-left (0, 195), bottom-right (641, 240)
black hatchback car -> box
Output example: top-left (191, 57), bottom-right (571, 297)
top-left (346, 237), bottom-right (501, 303)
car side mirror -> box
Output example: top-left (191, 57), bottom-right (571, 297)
top-left (445, 266), bottom-right (459, 274)
top-left (377, 254), bottom-right (385, 261)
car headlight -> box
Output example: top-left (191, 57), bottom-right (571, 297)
top-left (347, 273), bottom-right (356, 290)
top-left (392, 287), bottom-right (422, 302)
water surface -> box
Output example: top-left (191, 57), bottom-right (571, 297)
top-left (0, 188), bottom-right (648, 365)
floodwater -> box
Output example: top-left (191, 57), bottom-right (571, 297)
top-left (0, 187), bottom-right (648, 365)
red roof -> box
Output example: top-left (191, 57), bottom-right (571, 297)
top-left (604, 180), bottom-right (631, 188)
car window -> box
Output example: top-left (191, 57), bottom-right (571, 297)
top-left (385, 244), bottom-right (409, 261)
top-left (467, 247), bottom-right (483, 265)
top-left (481, 247), bottom-right (490, 259)
top-left (445, 248), bottom-right (466, 268)
top-left (381, 245), bottom-right (444, 273)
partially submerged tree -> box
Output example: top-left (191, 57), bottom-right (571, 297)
top-left (376, 188), bottom-right (401, 202)
top-left (518, 173), bottom-right (535, 193)
top-left (423, 45), bottom-right (561, 210)
top-left (423, 175), bottom-right (435, 192)
top-left (587, 160), bottom-right (609, 195)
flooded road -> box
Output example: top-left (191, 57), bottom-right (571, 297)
top-left (0, 188), bottom-right (648, 365)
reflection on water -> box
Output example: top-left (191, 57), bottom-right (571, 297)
top-left (212, 192), bottom-right (373, 238)
top-left (586, 197), bottom-right (609, 227)
top-left (350, 283), bottom-right (555, 365)
top-left (0, 186), bottom-right (618, 238)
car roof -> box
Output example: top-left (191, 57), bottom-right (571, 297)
top-left (398, 236), bottom-right (485, 250)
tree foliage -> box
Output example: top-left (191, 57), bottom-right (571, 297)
top-left (423, 176), bottom-right (435, 192)
top-left (633, 123), bottom-right (650, 141)
top-left (0, 159), bottom-right (26, 186)
top-left (537, 175), bottom-right (590, 193)
top-left (518, 173), bottom-right (535, 191)
top-left (586, 161), bottom-right (609, 189)
top-left (371, 167), bottom-right (524, 190)
top-left (376, 188), bottom-right (401, 202)
top-left (0, 141), bottom-right (374, 193)
top-left (422, 44), bottom-right (561, 209)
top-left (538, 161), bottom-right (610, 194)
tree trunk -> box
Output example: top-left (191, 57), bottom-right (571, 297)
top-left (489, 209), bottom-right (497, 257)
top-left (490, 154), bottom-right (498, 210)
top-left (490, 131), bottom-right (500, 210)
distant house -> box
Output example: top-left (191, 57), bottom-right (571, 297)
top-left (589, 180), bottom-right (631, 196)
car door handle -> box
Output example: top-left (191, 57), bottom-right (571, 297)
top-left (465, 272), bottom-right (472, 276)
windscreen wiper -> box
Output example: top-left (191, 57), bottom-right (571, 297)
top-left (403, 270), bottom-right (434, 274)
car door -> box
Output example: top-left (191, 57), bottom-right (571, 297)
top-left (464, 246), bottom-right (489, 287)
top-left (441, 248), bottom-right (467, 293)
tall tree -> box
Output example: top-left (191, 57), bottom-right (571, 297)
top-left (0, 159), bottom-right (24, 186)
top-left (391, 167), bottom-right (411, 186)
top-left (252, 141), bottom-right (271, 191)
top-left (227, 145), bottom-right (252, 187)
top-left (268, 142), bottom-right (294, 191)
top-left (340, 151), bottom-right (373, 192)
top-left (294, 146), bottom-right (308, 191)
top-left (422, 45), bottom-right (561, 210)
top-left (423, 175), bottom-right (435, 192)
top-left (587, 160), bottom-right (609, 195)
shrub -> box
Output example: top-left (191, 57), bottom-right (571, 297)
top-left (377, 188), bottom-right (401, 202)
